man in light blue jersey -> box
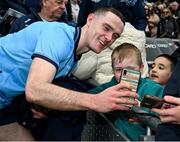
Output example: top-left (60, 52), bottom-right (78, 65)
top-left (0, 8), bottom-right (139, 140)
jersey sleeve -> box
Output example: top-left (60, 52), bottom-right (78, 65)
top-left (32, 23), bottom-right (73, 70)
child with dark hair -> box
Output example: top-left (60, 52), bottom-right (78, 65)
top-left (149, 54), bottom-right (177, 86)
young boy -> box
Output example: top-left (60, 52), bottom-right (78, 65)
top-left (149, 54), bottom-right (177, 86)
top-left (88, 43), bottom-right (164, 141)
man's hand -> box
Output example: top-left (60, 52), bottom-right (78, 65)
top-left (91, 81), bottom-right (139, 113)
top-left (152, 96), bottom-right (180, 124)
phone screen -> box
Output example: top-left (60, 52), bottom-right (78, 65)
top-left (120, 68), bottom-right (140, 92)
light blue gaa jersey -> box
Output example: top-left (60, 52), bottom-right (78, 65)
top-left (0, 21), bottom-right (80, 108)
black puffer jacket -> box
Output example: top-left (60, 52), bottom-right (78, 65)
top-left (157, 16), bottom-right (179, 38)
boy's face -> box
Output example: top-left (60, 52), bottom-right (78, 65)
top-left (113, 57), bottom-right (141, 82)
top-left (86, 12), bottom-right (124, 53)
top-left (149, 57), bottom-right (172, 86)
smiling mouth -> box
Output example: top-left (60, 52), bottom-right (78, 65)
top-left (99, 40), bottom-right (105, 46)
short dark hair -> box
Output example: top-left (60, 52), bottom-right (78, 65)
top-left (94, 7), bottom-right (125, 26)
top-left (156, 54), bottom-right (177, 71)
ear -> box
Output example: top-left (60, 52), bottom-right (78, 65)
top-left (140, 64), bottom-right (144, 73)
top-left (86, 13), bottom-right (95, 26)
top-left (42, 0), bottom-right (48, 6)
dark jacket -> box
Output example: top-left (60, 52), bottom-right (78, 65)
top-left (77, 0), bottom-right (147, 31)
top-left (157, 16), bottom-right (179, 38)
top-left (8, 9), bottom-right (68, 33)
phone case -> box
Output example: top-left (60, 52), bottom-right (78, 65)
top-left (140, 95), bottom-right (167, 109)
top-left (141, 95), bottom-right (177, 109)
top-left (120, 68), bottom-right (140, 92)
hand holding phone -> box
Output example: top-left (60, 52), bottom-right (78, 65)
top-left (119, 68), bottom-right (140, 107)
top-left (120, 68), bottom-right (140, 92)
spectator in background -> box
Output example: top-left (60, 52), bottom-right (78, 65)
top-left (169, 1), bottom-right (180, 40)
top-left (157, 7), bottom-right (179, 38)
top-left (144, 3), bottom-right (149, 15)
top-left (65, 0), bottom-right (80, 26)
top-left (145, 3), bottom-right (160, 37)
top-left (157, 3), bottom-right (166, 16)
top-left (169, 1), bottom-right (180, 19)
top-left (149, 54), bottom-right (177, 86)
top-left (9, 0), bottom-right (68, 33)
top-left (70, 0), bottom-right (80, 24)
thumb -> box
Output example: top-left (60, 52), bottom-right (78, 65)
top-left (115, 80), bottom-right (131, 91)
top-left (164, 96), bottom-right (180, 105)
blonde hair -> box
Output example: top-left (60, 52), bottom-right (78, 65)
top-left (111, 43), bottom-right (143, 67)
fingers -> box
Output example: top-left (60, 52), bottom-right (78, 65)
top-left (164, 96), bottom-right (180, 105)
top-left (160, 115), bottom-right (177, 123)
top-left (117, 97), bottom-right (139, 106)
top-left (113, 90), bottom-right (138, 98)
top-left (112, 81), bottom-right (138, 99)
top-left (94, 82), bottom-right (139, 112)
top-left (109, 93), bottom-right (139, 111)
top-left (152, 98), bottom-right (180, 124)
top-left (113, 80), bottom-right (131, 90)
top-left (112, 103), bottom-right (132, 111)
top-left (152, 107), bottom-right (180, 124)
top-left (151, 108), bottom-right (161, 114)
top-left (109, 89), bottom-right (139, 106)
top-left (109, 84), bottom-right (139, 108)
top-left (152, 107), bottom-right (175, 116)
top-left (110, 97), bottom-right (138, 108)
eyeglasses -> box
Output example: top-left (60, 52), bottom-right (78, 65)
top-left (162, 11), bottom-right (169, 14)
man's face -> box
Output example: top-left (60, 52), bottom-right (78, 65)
top-left (86, 12), bottom-right (124, 54)
top-left (149, 57), bottom-right (172, 86)
top-left (42, 0), bottom-right (68, 20)
top-left (113, 57), bottom-right (141, 82)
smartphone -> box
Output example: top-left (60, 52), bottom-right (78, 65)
top-left (120, 68), bottom-right (140, 92)
top-left (141, 95), bottom-right (176, 109)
